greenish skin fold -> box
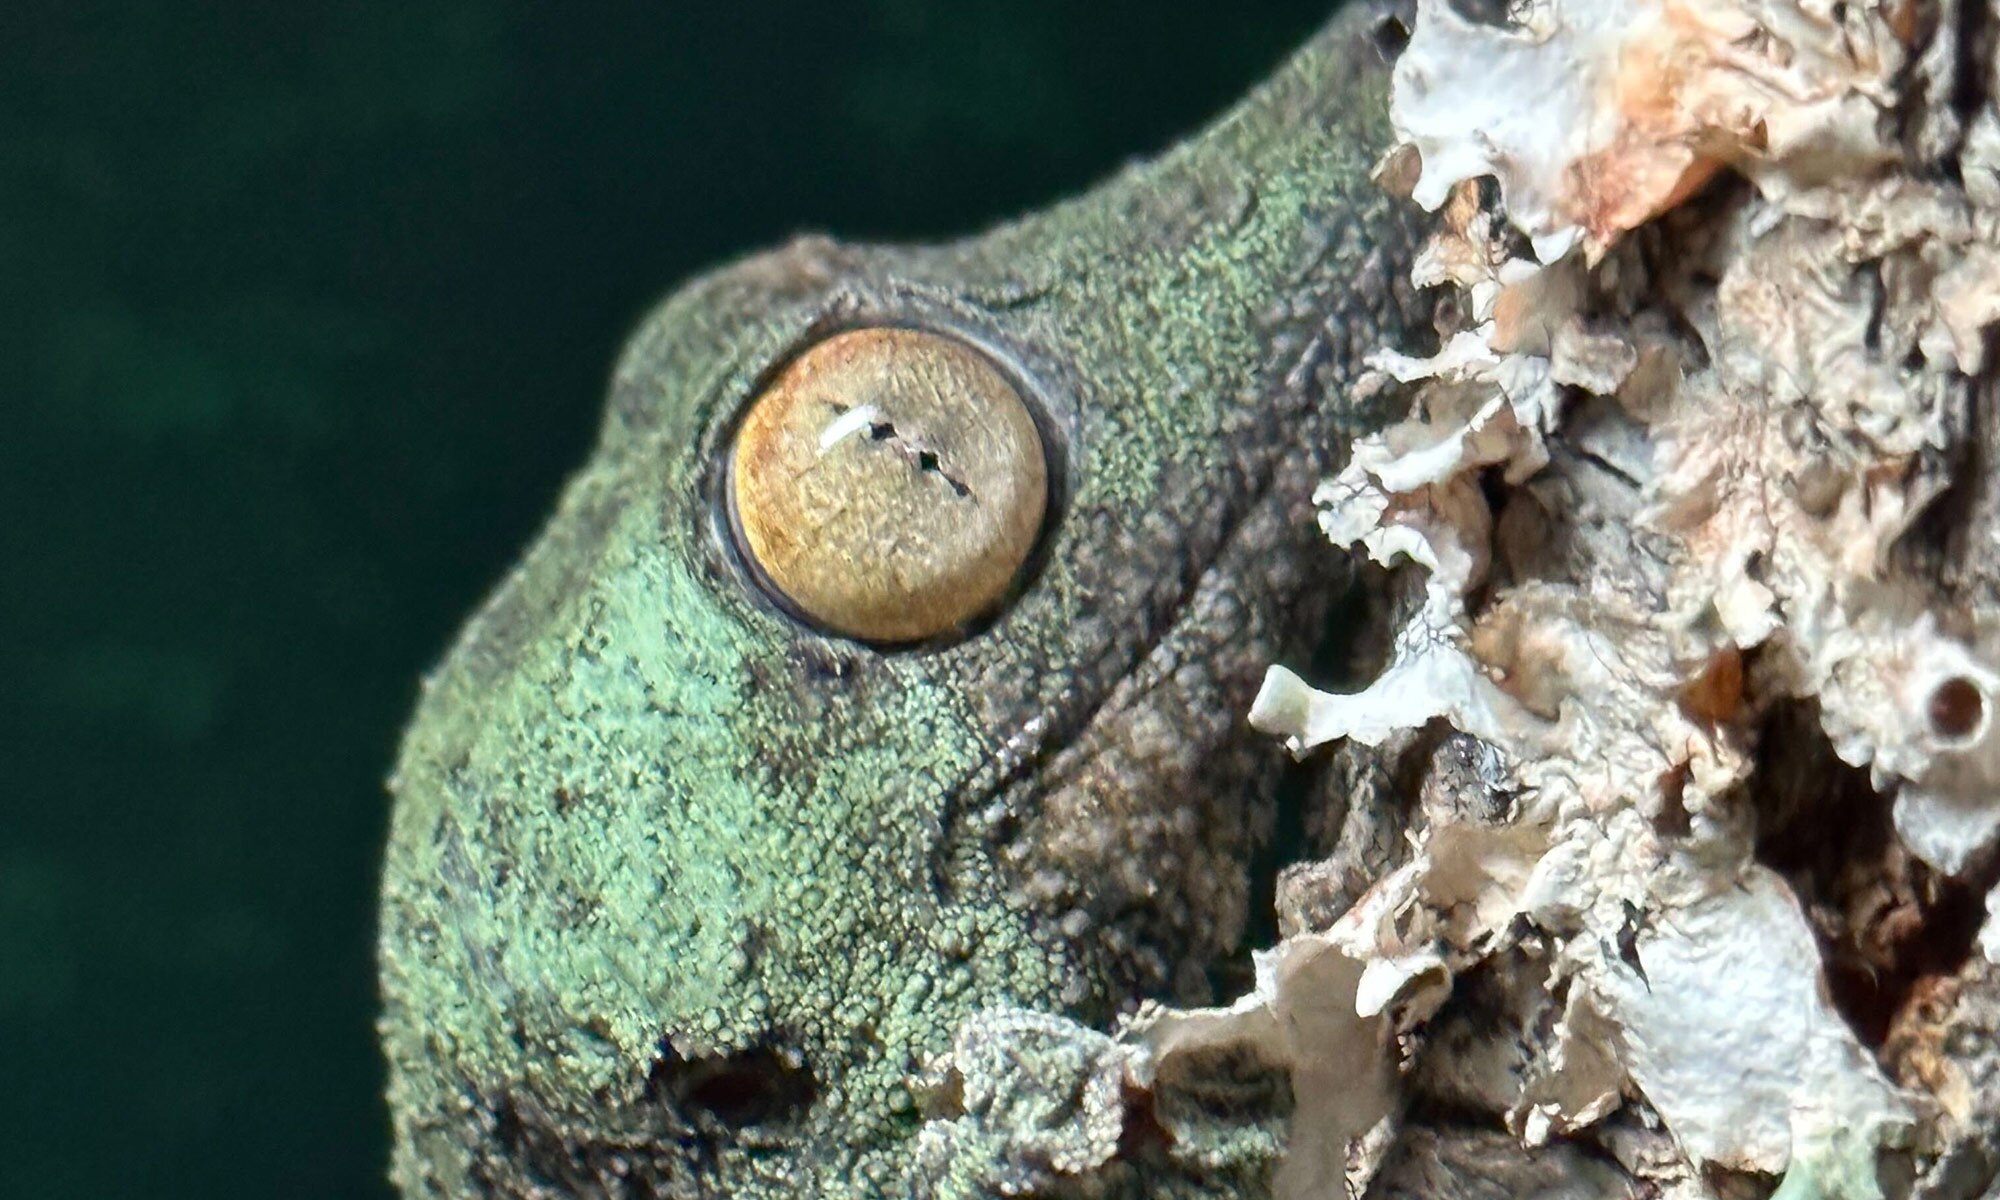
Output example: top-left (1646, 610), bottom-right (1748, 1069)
top-left (379, 7), bottom-right (1428, 1197)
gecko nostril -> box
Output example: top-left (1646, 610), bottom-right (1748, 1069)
top-left (652, 1044), bottom-right (819, 1129)
top-left (1928, 675), bottom-right (1986, 743)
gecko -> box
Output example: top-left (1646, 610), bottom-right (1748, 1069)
top-left (378, 6), bottom-right (1429, 1197)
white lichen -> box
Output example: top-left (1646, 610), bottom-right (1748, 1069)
top-left (1393, 0), bottom-right (1912, 261)
top-left (1244, 0), bottom-right (2000, 1189)
top-left (1128, 930), bottom-right (1396, 1199)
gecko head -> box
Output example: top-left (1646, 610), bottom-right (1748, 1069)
top-left (377, 232), bottom-right (1174, 1197)
top-left (378, 12), bottom-right (1414, 1197)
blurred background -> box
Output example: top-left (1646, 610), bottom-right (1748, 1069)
top-left (2, 1), bottom-right (1333, 1194)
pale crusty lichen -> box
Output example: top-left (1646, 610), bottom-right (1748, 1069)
top-left (1232, 0), bottom-right (2000, 1193)
top-left (909, 1009), bottom-right (1137, 1197)
top-left (1392, 0), bottom-right (1913, 263)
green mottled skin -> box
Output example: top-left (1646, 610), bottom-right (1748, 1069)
top-left (380, 8), bottom-right (1426, 1197)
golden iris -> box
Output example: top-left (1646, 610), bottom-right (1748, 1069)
top-left (728, 328), bottom-right (1048, 644)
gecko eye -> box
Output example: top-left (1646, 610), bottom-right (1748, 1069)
top-left (727, 327), bottom-right (1049, 644)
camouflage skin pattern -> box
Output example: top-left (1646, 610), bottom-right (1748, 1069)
top-left (378, 7), bottom-right (1426, 1196)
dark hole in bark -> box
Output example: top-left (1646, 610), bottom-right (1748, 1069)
top-left (1444, 0), bottom-right (1515, 29)
top-left (1115, 1082), bottom-right (1176, 1164)
top-left (1751, 701), bottom-right (1989, 1047)
top-left (1615, 901), bottom-right (1649, 984)
top-left (920, 1068), bottom-right (966, 1121)
top-left (1432, 288), bottom-right (1468, 340)
top-left (1370, 13), bottom-right (1412, 58)
top-left (1655, 761), bottom-right (1694, 837)
top-left (1929, 675), bottom-right (1986, 741)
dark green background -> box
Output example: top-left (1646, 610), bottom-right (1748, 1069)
top-left (4, 3), bottom-right (1332, 1194)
